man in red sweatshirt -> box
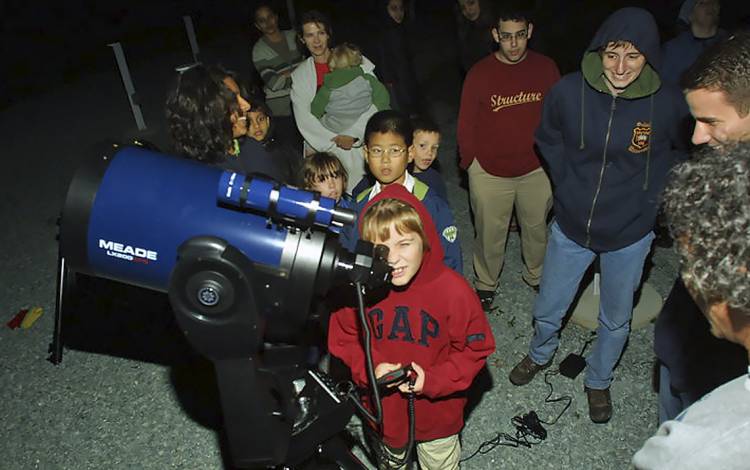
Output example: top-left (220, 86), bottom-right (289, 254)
top-left (457, 7), bottom-right (560, 310)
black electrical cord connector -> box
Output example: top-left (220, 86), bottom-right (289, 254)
top-left (344, 281), bottom-right (383, 425)
top-left (460, 334), bottom-right (595, 464)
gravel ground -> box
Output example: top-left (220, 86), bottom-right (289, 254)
top-left (0, 10), bottom-right (678, 470)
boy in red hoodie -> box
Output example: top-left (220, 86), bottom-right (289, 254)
top-left (328, 184), bottom-right (495, 469)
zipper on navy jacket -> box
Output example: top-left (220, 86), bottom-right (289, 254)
top-left (585, 94), bottom-right (617, 247)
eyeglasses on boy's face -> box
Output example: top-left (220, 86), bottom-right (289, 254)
top-left (498, 30), bottom-right (528, 42)
top-left (367, 146), bottom-right (407, 158)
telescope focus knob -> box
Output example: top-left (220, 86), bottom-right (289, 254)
top-left (169, 236), bottom-right (261, 358)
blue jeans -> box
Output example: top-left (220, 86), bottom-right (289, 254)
top-left (658, 363), bottom-right (693, 424)
top-left (528, 222), bottom-right (654, 389)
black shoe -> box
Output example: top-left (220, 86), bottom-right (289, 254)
top-left (476, 289), bottom-right (495, 312)
top-left (509, 355), bottom-right (552, 386)
top-left (584, 386), bottom-right (612, 423)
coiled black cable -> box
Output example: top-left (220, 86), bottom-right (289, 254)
top-left (341, 281), bottom-right (419, 468)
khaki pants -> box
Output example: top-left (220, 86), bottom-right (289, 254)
top-left (468, 160), bottom-right (552, 291)
top-left (380, 434), bottom-right (461, 470)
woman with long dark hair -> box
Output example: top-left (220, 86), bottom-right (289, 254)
top-left (165, 64), bottom-right (271, 175)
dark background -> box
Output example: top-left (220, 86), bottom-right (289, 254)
top-left (2, 0), bottom-right (749, 110)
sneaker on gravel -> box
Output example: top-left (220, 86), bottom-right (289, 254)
top-left (475, 289), bottom-right (495, 311)
top-left (509, 354), bottom-right (552, 386)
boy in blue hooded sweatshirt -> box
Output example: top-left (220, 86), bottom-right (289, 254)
top-left (508, 7), bottom-right (689, 424)
top-left (346, 110), bottom-right (463, 274)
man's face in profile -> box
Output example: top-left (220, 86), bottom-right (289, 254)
top-left (686, 88), bottom-right (750, 150)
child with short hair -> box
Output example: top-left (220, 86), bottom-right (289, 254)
top-left (328, 184), bottom-right (495, 469)
top-left (410, 115), bottom-right (448, 202)
top-left (244, 97), bottom-right (301, 185)
top-left (349, 110), bottom-right (463, 273)
top-left (300, 151), bottom-right (350, 206)
top-left (310, 43), bottom-right (391, 133)
top-left (300, 152), bottom-right (356, 248)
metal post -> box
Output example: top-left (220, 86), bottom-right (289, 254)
top-left (108, 42), bottom-right (147, 131)
top-left (183, 15), bottom-right (201, 63)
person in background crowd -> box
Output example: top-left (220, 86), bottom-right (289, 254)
top-left (632, 143), bottom-right (750, 469)
top-left (368, 0), bottom-right (421, 114)
top-left (654, 32), bottom-right (750, 424)
top-left (455, 0), bottom-right (495, 77)
top-left (166, 64), bottom-right (271, 174)
top-left (251, 2), bottom-right (304, 147)
top-left (410, 115), bottom-right (448, 202)
top-left (661, 0), bottom-right (727, 86)
top-left (457, 7), bottom-right (559, 311)
top-left (291, 10), bottom-right (379, 193)
top-left (653, 0), bottom-right (725, 247)
top-left (348, 110), bottom-right (463, 273)
top-left (311, 43), bottom-right (390, 133)
top-left (244, 96), bottom-right (301, 184)
top-left (509, 7), bottom-right (689, 424)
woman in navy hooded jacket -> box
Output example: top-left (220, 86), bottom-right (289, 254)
top-left (509, 8), bottom-right (689, 423)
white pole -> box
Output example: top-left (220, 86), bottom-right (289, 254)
top-left (108, 42), bottom-right (147, 131)
top-left (183, 15), bottom-right (201, 63)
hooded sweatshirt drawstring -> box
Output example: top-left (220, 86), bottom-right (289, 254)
top-left (643, 94), bottom-right (654, 191)
top-left (534, 7), bottom-right (688, 253)
top-left (579, 74), bottom-right (586, 150)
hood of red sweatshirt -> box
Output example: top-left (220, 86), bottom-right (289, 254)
top-left (359, 184), bottom-right (445, 286)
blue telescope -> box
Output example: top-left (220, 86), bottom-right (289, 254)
top-left (50, 143), bottom-right (389, 468)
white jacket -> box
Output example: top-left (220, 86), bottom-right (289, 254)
top-left (291, 55), bottom-right (378, 192)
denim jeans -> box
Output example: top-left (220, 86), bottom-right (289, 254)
top-left (658, 362), bottom-right (693, 424)
top-left (528, 221), bottom-right (655, 389)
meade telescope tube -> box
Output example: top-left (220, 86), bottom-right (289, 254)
top-left (51, 144), bottom-right (389, 468)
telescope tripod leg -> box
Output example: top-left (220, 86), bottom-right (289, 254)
top-left (314, 434), bottom-right (368, 470)
top-left (48, 255), bottom-right (73, 364)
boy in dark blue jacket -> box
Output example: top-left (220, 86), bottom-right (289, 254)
top-left (346, 110), bottom-right (463, 273)
top-left (508, 7), bottom-right (689, 424)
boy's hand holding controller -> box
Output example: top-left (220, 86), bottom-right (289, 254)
top-left (398, 362), bottom-right (424, 394)
top-left (375, 362), bottom-right (425, 394)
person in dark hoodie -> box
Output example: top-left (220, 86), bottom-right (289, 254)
top-left (455, 0), bottom-right (496, 78)
top-left (366, 0), bottom-right (421, 114)
top-left (328, 184), bottom-right (495, 469)
top-left (508, 7), bottom-right (689, 424)
top-left (242, 96), bottom-right (301, 185)
top-left (661, 0), bottom-right (727, 86)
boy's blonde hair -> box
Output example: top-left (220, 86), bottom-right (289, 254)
top-left (328, 43), bottom-right (363, 70)
top-left (301, 152), bottom-right (348, 189)
top-left (361, 198), bottom-right (430, 251)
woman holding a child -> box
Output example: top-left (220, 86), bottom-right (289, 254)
top-left (290, 10), bottom-right (380, 193)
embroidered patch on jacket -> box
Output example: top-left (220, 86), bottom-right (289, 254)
top-left (466, 333), bottom-right (485, 344)
top-left (628, 121), bottom-right (652, 154)
top-left (442, 225), bottom-right (458, 243)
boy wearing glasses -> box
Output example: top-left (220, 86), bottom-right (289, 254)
top-left (457, 8), bottom-right (559, 310)
top-left (346, 110), bottom-right (463, 273)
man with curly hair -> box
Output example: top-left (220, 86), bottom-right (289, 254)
top-left (633, 143), bottom-right (750, 469)
top-left (654, 32), bottom-right (750, 424)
